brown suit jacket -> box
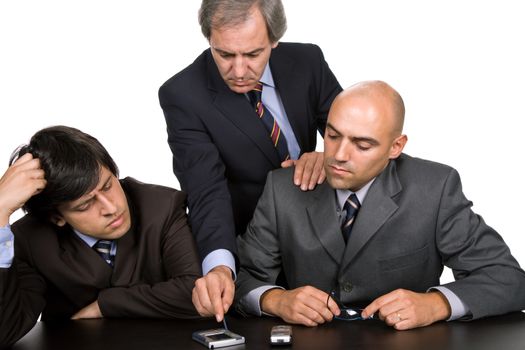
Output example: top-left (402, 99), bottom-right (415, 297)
top-left (0, 178), bottom-right (201, 347)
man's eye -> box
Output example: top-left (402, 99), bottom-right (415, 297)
top-left (357, 144), bottom-right (371, 151)
top-left (327, 134), bottom-right (339, 140)
top-left (76, 203), bottom-right (90, 212)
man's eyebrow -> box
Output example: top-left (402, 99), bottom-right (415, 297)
top-left (212, 47), bottom-right (264, 56)
top-left (102, 176), bottom-right (112, 188)
top-left (70, 175), bottom-right (112, 210)
top-left (212, 47), bottom-right (233, 55)
top-left (71, 196), bottom-right (95, 211)
top-left (326, 122), bottom-right (379, 145)
top-left (244, 48), bottom-right (264, 55)
top-left (326, 122), bottom-right (341, 134)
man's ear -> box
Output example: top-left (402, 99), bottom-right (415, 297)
top-left (271, 41), bottom-right (279, 49)
top-left (389, 134), bottom-right (408, 159)
top-left (51, 214), bottom-right (66, 227)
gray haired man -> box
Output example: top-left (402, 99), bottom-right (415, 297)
top-left (159, 0), bottom-right (342, 321)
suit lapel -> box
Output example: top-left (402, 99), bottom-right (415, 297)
top-left (306, 182), bottom-right (346, 264)
top-left (340, 160), bottom-right (402, 273)
top-left (112, 211), bottom-right (138, 286)
top-left (206, 52), bottom-right (281, 167)
top-left (270, 46), bottom-right (309, 151)
top-left (56, 228), bottom-right (112, 306)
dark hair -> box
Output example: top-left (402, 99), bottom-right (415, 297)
top-left (198, 0), bottom-right (287, 42)
top-left (9, 125), bottom-right (118, 221)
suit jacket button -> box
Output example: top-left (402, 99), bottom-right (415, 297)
top-left (342, 282), bottom-right (353, 293)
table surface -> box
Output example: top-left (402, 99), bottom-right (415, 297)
top-left (10, 312), bottom-right (525, 350)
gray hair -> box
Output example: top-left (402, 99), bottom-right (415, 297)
top-left (198, 0), bottom-right (287, 43)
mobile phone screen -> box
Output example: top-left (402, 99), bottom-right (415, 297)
top-left (207, 333), bottom-right (233, 341)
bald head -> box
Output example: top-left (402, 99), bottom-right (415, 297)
top-left (324, 80), bottom-right (407, 191)
top-left (332, 80), bottom-right (405, 137)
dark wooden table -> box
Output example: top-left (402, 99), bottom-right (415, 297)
top-left (10, 312), bottom-right (525, 350)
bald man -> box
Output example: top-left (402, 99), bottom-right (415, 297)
top-left (234, 81), bottom-right (525, 330)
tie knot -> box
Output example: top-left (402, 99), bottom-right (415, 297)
top-left (253, 81), bottom-right (263, 92)
top-left (344, 193), bottom-right (360, 211)
top-left (248, 82), bottom-right (264, 107)
top-left (93, 239), bottom-right (112, 251)
top-left (93, 239), bottom-right (114, 267)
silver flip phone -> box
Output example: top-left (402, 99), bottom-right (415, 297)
top-left (192, 328), bottom-right (245, 349)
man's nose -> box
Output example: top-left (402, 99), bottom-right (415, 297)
top-left (98, 194), bottom-right (117, 215)
top-left (334, 141), bottom-right (352, 162)
top-left (232, 56), bottom-right (247, 78)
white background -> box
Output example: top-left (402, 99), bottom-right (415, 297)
top-left (1, 1), bottom-right (524, 279)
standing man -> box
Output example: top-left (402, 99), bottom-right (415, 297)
top-left (0, 126), bottom-right (201, 347)
top-left (159, 0), bottom-right (342, 321)
top-left (234, 81), bottom-right (525, 329)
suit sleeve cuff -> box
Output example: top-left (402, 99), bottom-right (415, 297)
top-left (202, 249), bottom-right (237, 280)
top-left (429, 286), bottom-right (471, 321)
top-left (238, 285), bottom-right (283, 316)
top-left (0, 224), bottom-right (14, 268)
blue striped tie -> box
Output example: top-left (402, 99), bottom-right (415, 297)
top-left (342, 194), bottom-right (360, 243)
top-left (93, 239), bottom-right (114, 267)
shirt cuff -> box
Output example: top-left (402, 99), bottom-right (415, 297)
top-left (0, 224), bottom-right (14, 268)
top-left (202, 249), bottom-right (236, 280)
top-left (238, 285), bottom-right (283, 316)
top-left (429, 286), bottom-right (470, 321)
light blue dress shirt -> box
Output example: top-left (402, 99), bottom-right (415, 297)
top-left (259, 63), bottom-right (301, 161)
top-left (0, 225), bottom-right (14, 268)
top-left (74, 230), bottom-right (117, 258)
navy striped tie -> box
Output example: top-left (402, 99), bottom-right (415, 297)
top-left (93, 239), bottom-right (114, 267)
top-left (248, 82), bottom-right (290, 162)
top-left (342, 194), bottom-right (360, 243)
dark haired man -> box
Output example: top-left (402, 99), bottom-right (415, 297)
top-left (159, 0), bottom-right (342, 321)
top-left (0, 126), bottom-right (201, 347)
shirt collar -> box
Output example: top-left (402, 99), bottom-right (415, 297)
top-left (74, 229), bottom-right (99, 248)
top-left (335, 178), bottom-right (376, 210)
top-left (259, 63), bottom-right (275, 88)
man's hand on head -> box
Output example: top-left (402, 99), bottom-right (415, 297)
top-left (260, 285), bottom-right (340, 327)
top-left (0, 153), bottom-right (47, 226)
top-left (282, 151), bottom-right (325, 191)
top-left (71, 300), bottom-right (103, 320)
top-left (362, 289), bottom-right (451, 330)
top-left (192, 265), bottom-right (235, 322)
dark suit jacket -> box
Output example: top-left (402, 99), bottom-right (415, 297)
top-left (159, 43), bottom-right (342, 261)
top-left (235, 154), bottom-right (525, 319)
top-left (0, 178), bottom-right (201, 347)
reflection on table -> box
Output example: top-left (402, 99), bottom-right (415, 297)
top-left (11, 311), bottom-right (525, 350)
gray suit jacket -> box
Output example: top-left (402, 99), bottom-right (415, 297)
top-left (235, 153), bottom-right (525, 319)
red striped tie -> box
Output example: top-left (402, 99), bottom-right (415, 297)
top-left (248, 82), bottom-right (290, 162)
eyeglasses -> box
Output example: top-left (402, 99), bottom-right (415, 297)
top-left (327, 290), bottom-right (375, 321)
